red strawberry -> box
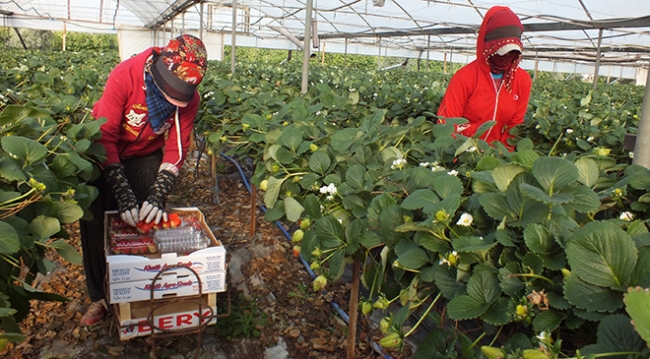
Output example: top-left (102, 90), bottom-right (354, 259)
top-left (292, 245), bottom-right (301, 258)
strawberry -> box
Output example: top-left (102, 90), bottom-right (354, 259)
top-left (292, 245), bottom-right (301, 258)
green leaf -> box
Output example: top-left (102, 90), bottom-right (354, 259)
top-left (315, 215), bottom-right (345, 248)
top-left (481, 297), bottom-right (511, 325)
top-left (53, 201), bottom-right (84, 224)
top-left (398, 247), bottom-right (429, 270)
top-left (479, 192), bottom-right (516, 222)
top-left (561, 186), bottom-right (601, 213)
top-left (278, 127), bottom-right (303, 153)
top-left (498, 262), bottom-right (525, 295)
top-left (447, 295), bottom-right (490, 320)
top-left (0, 221), bottom-right (20, 254)
top-left (263, 177), bottom-right (286, 209)
top-left (576, 158), bottom-right (600, 188)
top-left (417, 232), bottom-right (451, 253)
top-left (0, 157), bottom-right (27, 181)
top-left (631, 247), bottom-right (650, 287)
top-left (401, 189), bottom-right (439, 211)
top-left (331, 128), bottom-right (361, 152)
top-left (467, 270), bottom-right (501, 304)
top-left (1, 136), bottom-right (47, 166)
top-left (533, 309), bottom-right (565, 332)
top-left (284, 197), bottom-right (304, 222)
top-left (29, 216), bottom-right (61, 242)
top-left (328, 249), bottom-right (346, 280)
top-left (563, 273), bottom-right (623, 312)
top-left (589, 314), bottom-right (645, 354)
top-left (345, 165), bottom-right (365, 190)
top-left (624, 287), bottom-right (650, 346)
top-left (47, 239), bottom-right (82, 264)
top-left (566, 221), bottom-right (637, 287)
top-left (492, 164), bottom-right (527, 192)
top-left (264, 202), bottom-right (285, 222)
top-left (532, 157), bottom-right (578, 193)
top-left (524, 224), bottom-right (555, 254)
top-left (302, 194), bottom-right (322, 220)
top-left (452, 236), bottom-right (496, 253)
top-left (359, 230), bottom-right (382, 249)
top-left (308, 151), bottom-right (331, 175)
top-left (0, 105), bottom-right (48, 127)
top-left (433, 175), bottom-right (463, 199)
top-left (434, 265), bottom-right (466, 299)
top-left (521, 183), bottom-right (573, 205)
top-left (413, 329), bottom-right (449, 359)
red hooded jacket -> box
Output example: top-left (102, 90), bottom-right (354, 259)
top-left (93, 47), bottom-right (199, 172)
top-left (437, 6), bottom-right (532, 146)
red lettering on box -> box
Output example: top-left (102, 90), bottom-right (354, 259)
top-left (177, 313), bottom-right (193, 326)
top-left (159, 316), bottom-right (173, 329)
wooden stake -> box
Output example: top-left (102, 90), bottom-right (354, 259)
top-left (347, 259), bottom-right (360, 359)
top-left (211, 154), bottom-right (217, 203)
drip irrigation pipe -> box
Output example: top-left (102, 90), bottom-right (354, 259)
top-left (219, 152), bottom-right (395, 359)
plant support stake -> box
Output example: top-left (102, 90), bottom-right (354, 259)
top-left (301, 0), bottom-right (313, 94)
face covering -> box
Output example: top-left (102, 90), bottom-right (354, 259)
top-left (144, 72), bottom-right (176, 134)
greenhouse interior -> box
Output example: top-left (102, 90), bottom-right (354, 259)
top-left (1, 1), bottom-right (650, 358)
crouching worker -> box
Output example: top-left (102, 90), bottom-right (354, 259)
top-left (79, 34), bottom-right (208, 326)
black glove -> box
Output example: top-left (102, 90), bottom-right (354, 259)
top-left (139, 169), bottom-right (176, 224)
top-left (104, 163), bottom-right (139, 226)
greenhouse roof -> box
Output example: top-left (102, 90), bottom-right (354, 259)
top-left (2, 1), bottom-right (650, 76)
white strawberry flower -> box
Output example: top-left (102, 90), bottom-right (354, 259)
top-left (620, 211), bottom-right (634, 221)
top-left (456, 213), bottom-right (473, 226)
top-left (391, 158), bottom-right (407, 170)
top-left (447, 170), bottom-right (459, 176)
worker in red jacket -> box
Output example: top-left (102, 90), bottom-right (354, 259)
top-left (437, 6), bottom-right (532, 147)
top-left (79, 34), bottom-right (208, 326)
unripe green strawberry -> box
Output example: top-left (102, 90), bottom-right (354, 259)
top-left (373, 297), bottom-right (390, 310)
top-left (481, 346), bottom-right (505, 359)
top-left (299, 218), bottom-right (311, 229)
top-left (313, 275), bottom-right (327, 292)
top-left (435, 210), bottom-right (448, 222)
top-left (310, 261), bottom-right (320, 270)
top-left (311, 247), bottom-right (322, 258)
top-left (561, 268), bottom-right (571, 279)
top-left (292, 230), bottom-right (304, 242)
top-left (310, 143), bottom-right (319, 152)
top-left (259, 179), bottom-right (268, 191)
top-left (361, 301), bottom-right (373, 315)
top-left (379, 317), bottom-right (391, 334)
top-left (271, 164), bottom-right (280, 173)
top-left (378, 333), bottom-right (402, 349)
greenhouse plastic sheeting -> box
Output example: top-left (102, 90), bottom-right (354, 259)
top-left (1, 1), bottom-right (649, 77)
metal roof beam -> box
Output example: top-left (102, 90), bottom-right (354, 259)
top-left (307, 15), bottom-right (650, 40)
top-left (146, 0), bottom-right (200, 29)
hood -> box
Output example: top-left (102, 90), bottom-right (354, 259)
top-left (476, 6), bottom-right (524, 70)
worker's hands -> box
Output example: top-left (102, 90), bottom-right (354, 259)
top-left (104, 164), bottom-right (140, 227)
top-left (139, 169), bottom-right (177, 224)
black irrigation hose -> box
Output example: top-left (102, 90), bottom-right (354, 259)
top-left (219, 152), bottom-right (395, 359)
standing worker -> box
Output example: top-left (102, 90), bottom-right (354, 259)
top-left (437, 6), bottom-right (531, 148)
top-left (79, 34), bottom-right (208, 326)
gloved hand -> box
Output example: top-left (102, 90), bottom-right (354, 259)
top-left (139, 169), bottom-right (177, 224)
top-left (104, 163), bottom-right (139, 227)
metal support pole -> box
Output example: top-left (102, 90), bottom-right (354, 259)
top-left (301, 0), bottom-right (313, 94)
top-left (231, 0), bottom-right (237, 74)
top-left (426, 35), bottom-right (430, 72)
top-left (344, 37), bottom-right (348, 67)
top-left (377, 38), bottom-right (382, 70)
top-left (633, 66), bottom-right (650, 169)
top-left (593, 29), bottom-right (603, 90)
top-left (199, 1), bottom-right (204, 39)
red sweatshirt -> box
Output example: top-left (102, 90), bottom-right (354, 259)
top-left (93, 47), bottom-right (199, 172)
top-left (437, 7), bottom-right (532, 146)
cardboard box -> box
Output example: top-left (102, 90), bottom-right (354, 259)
top-left (108, 271), bottom-right (226, 304)
top-left (105, 208), bottom-right (227, 283)
top-left (115, 293), bottom-right (217, 340)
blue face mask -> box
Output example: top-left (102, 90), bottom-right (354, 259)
top-left (145, 73), bottom-right (176, 133)
top-left (491, 72), bottom-right (504, 79)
